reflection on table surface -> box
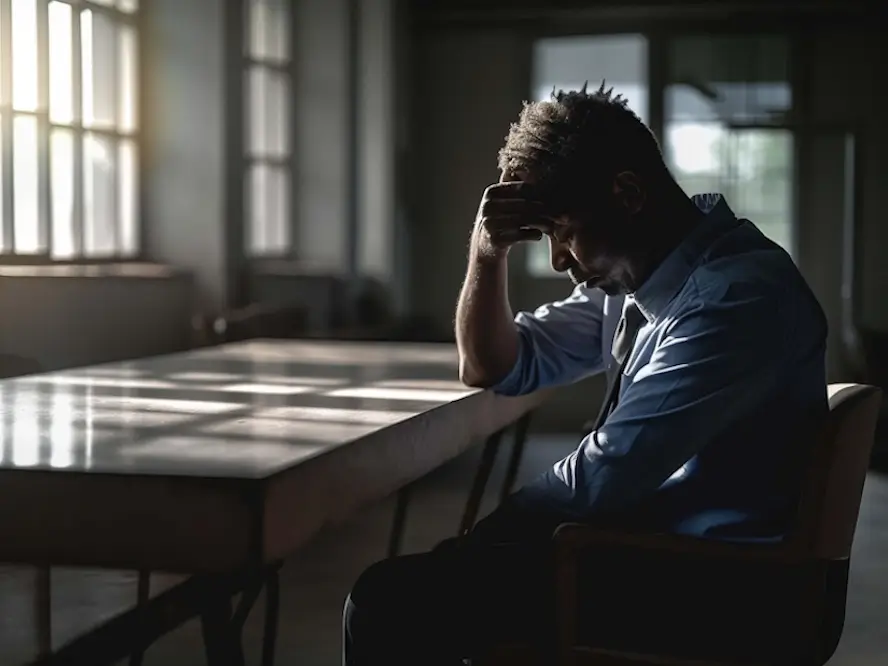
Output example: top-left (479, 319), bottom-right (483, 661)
top-left (0, 340), bottom-right (477, 478)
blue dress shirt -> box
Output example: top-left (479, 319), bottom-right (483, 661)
top-left (493, 194), bottom-right (828, 540)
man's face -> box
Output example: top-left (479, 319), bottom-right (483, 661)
top-left (545, 174), bottom-right (645, 295)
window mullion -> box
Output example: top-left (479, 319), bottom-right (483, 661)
top-left (38, 0), bottom-right (51, 254)
top-left (72, 0), bottom-right (84, 256)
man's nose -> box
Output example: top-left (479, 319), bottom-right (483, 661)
top-left (548, 237), bottom-right (573, 273)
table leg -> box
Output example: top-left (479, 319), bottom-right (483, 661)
top-left (261, 566), bottom-right (281, 666)
top-left (458, 428), bottom-right (505, 536)
top-left (498, 411), bottom-right (533, 504)
top-left (36, 566), bottom-right (52, 658)
top-left (387, 485), bottom-right (412, 558)
top-left (200, 594), bottom-right (240, 666)
top-left (129, 570), bottom-right (151, 666)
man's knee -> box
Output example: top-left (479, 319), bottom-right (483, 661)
top-left (349, 556), bottom-right (404, 608)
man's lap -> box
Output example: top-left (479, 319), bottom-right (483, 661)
top-left (345, 499), bottom-right (812, 663)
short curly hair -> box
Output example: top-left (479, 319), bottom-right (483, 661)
top-left (497, 81), bottom-right (666, 210)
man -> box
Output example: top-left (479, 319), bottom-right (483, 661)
top-left (343, 83), bottom-right (828, 665)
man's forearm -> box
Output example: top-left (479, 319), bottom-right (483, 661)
top-left (455, 234), bottom-right (520, 388)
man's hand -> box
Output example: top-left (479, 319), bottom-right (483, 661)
top-left (472, 181), bottom-right (553, 261)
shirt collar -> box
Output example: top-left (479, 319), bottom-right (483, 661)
top-left (633, 193), bottom-right (740, 322)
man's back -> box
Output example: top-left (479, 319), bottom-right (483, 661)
top-left (494, 194), bottom-right (828, 539)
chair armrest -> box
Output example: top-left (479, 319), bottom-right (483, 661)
top-left (552, 523), bottom-right (804, 564)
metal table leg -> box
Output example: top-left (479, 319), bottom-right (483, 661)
top-left (387, 485), bottom-right (412, 558)
top-left (458, 428), bottom-right (505, 536)
top-left (499, 411), bottom-right (533, 504)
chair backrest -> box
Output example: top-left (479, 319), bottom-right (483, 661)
top-left (791, 383), bottom-right (882, 559)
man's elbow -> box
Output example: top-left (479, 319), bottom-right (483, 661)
top-left (459, 360), bottom-right (496, 389)
top-left (458, 360), bottom-right (498, 389)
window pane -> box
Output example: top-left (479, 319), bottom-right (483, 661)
top-left (12, 0), bottom-right (39, 112)
top-left (118, 0), bottom-right (138, 13)
top-left (51, 129), bottom-right (76, 259)
top-left (82, 9), bottom-right (117, 129)
top-left (13, 115), bottom-right (40, 253)
top-left (246, 67), bottom-right (289, 157)
top-left (83, 133), bottom-right (115, 256)
top-left (118, 26), bottom-right (138, 133)
top-left (49, 1), bottom-right (75, 124)
top-left (248, 0), bottom-right (289, 62)
top-left (665, 36), bottom-right (793, 255)
top-left (118, 140), bottom-right (138, 255)
top-left (247, 164), bottom-right (289, 255)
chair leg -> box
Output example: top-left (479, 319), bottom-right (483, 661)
top-left (459, 428), bottom-right (505, 536)
top-left (499, 411), bottom-right (533, 504)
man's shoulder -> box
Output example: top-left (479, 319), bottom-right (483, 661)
top-left (677, 238), bottom-right (826, 342)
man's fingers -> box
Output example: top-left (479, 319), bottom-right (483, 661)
top-left (480, 198), bottom-right (547, 218)
top-left (482, 214), bottom-right (553, 234)
top-left (484, 181), bottom-right (539, 199)
top-left (486, 225), bottom-right (545, 247)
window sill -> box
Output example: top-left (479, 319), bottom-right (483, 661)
top-left (0, 262), bottom-right (189, 280)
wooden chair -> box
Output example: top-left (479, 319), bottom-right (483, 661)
top-left (484, 383), bottom-right (882, 666)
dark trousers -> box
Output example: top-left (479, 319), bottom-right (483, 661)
top-left (342, 499), bottom-right (829, 666)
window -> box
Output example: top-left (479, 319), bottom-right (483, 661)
top-left (0, 0), bottom-right (139, 260)
top-left (664, 36), bottom-right (794, 254)
top-left (528, 34), bottom-right (649, 276)
top-left (244, 0), bottom-right (291, 257)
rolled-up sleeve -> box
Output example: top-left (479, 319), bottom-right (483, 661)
top-left (492, 284), bottom-right (606, 397)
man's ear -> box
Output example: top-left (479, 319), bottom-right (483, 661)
top-left (612, 171), bottom-right (645, 214)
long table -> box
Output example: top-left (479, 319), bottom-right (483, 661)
top-left (0, 340), bottom-right (544, 665)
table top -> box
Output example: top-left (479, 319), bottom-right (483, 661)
top-left (0, 340), bottom-right (541, 572)
top-left (0, 339), bottom-right (481, 478)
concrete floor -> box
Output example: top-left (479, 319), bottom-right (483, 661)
top-left (2, 435), bottom-right (887, 664)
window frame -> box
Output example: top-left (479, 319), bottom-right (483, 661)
top-left (241, 0), bottom-right (294, 261)
top-left (0, 0), bottom-right (141, 264)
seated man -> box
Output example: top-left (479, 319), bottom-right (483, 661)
top-left (343, 83), bottom-right (828, 665)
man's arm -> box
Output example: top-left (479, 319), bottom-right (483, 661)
top-left (455, 233), bottom-right (520, 389)
top-left (517, 289), bottom-right (825, 516)
top-left (491, 285), bottom-right (606, 396)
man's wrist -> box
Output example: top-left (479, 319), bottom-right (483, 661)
top-left (470, 227), bottom-right (509, 265)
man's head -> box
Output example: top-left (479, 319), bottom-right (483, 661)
top-left (498, 82), bottom-right (686, 294)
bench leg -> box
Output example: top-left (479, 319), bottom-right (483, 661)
top-left (387, 485), bottom-right (413, 558)
top-left (499, 411), bottom-right (532, 504)
top-left (459, 428), bottom-right (505, 536)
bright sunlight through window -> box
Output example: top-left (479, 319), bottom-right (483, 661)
top-left (0, 0), bottom-right (139, 260)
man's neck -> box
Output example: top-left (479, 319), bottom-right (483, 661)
top-left (630, 193), bottom-right (704, 291)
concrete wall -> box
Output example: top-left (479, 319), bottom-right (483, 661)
top-left (142, 0), bottom-right (227, 313)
